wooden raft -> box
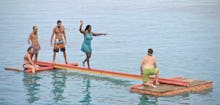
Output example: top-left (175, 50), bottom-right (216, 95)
top-left (130, 77), bottom-right (213, 96)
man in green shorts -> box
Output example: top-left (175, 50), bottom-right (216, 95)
top-left (140, 48), bottom-right (160, 88)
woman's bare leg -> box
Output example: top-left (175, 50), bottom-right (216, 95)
top-left (86, 53), bottom-right (91, 69)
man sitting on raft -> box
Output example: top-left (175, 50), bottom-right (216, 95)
top-left (140, 48), bottom-right (160, 88)
top-left (23, 47), bottom-right (38, 73)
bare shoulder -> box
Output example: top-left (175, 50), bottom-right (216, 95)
top-left (29, 32), bottom-right (34, 37)
top-left (142, 55), bottom-right (148, 60)
top-left (54, 26), bottom-right (57, 30)
top-left (24, 53), bottom-right (28, 58)
top-left (62, 26), bottom-right (65, 31)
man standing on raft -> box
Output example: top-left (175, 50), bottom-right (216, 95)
top-left (27, 26), bottom-right (41, 63)
top-left (140, 48), bottom-right (160, 88)
top-left (50, 20), bottom-right (68, 64)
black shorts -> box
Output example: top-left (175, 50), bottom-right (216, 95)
top-left (54, 47), bottom-right (65, 52)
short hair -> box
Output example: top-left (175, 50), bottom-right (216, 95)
top-left (148, 48), bottom-right (153, 55)
top-left (27, 46), bottom-right (33, 52)
top-left (57, 20), bottom-right (62, 24)
top-left (33, 26), bottom-right (36, 30)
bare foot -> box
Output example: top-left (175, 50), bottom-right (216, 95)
top-left (82, 62), bottom-right (85, 67)
top-left (144, 82), bottom-right (157, 88)
top-left (32, 70), bottom-right (35, 74)
top-left (155, 82), bottom-right (160, 85)
top-left (35, 64), bottom-right (39, 68)
top-left (151, 84), bottom-right (157, 88)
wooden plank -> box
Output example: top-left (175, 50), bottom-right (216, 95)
top-left (53, 63), bottom-right (189, 86)
top-left (5, 67), bottom-right (24, 72)
top-left (37, 61), bottom-right (78, 66)
top-left (5, 66), bottom-right (53, 73)
top-left (25, 66), bottom-right (53, 73)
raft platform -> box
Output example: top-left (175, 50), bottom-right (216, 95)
top-left (130, 77), bottom-right (213, 96)
top-left (4, 61), bottom-right (78, 73)
top-left (5, 61), bottom-right (213, 96)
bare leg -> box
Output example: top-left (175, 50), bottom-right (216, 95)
top-left (144, 81), bottom-right (157, 88)
top-left (155, 70), bottom-right (160, 85)
top-left (31, 54), bottom-right (34, 61)
top-left (82, 58), bottom-right (87, 67)
top-left (26, 64), bottom-right (36, 73)
top-left (32, 66), bottom-right (36, 73)
top-left (86, 53), bottom-right (91, 69)
top-left (34, 53), bottom-right (38, 64)
top-left (53, 52), bottom-right (56, 64)
top-left (63, 51), bottom-right (68, 64)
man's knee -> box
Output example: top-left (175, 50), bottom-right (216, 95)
top-left (156, 70), bottom-right (159, 75)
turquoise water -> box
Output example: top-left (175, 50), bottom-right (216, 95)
top-left (0, 0), bottom-right (220, 105)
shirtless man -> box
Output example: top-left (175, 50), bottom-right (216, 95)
top-left (27, 26), bottom-right (41, 63)
top-left (50, 20), bottom-right (68, 64)
top-left (23, 47), bottom-right (38, 73)
top-left (140, 48), bottom-right (160, 88)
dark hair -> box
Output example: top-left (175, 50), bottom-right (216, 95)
top-left (27, 46), bottom-right (33, 52)
top-left (57, 20), bottom-right (62, 24)
top-left (148, 48), bottom-right (153, 55)
top-left (33, 26), bottom-right (36, 30)
top-left (85, 25), bottom-right (91, 31)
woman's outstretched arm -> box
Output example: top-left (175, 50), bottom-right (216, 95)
top-left (92, 32), bottom-right (107, 36)
top-left (79, 20), bottom-right (85, 34)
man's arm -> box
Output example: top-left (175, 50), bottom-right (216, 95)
top-left (38, 43), bottom-right (41, 50)
top-left (50, 28), bottom-right (55, 46)
top-left (153, 57), bottom-right (157, 68)
top-left (27, 54), bottom-right (34, 65)
top-left (140, 58), bottom-right (144, 75)
top-left (36, 35), bottom-right (41, 49)
top-left (27, 34), bottom-right (31, 44)
top-left (63, 26), bottom-right (67, 44)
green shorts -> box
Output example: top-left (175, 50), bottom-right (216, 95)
top-left (142, 68), bottom-right (158, 82)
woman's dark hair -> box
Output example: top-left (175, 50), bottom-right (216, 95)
top-left (27, 47), bottom-right (33, 52)
top-left (85, 25), bottom-right (91, 31)
top-left (148, 48), bottom-right (153, 55)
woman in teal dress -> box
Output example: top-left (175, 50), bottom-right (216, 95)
top-left (79, 21), bottom-right (106, 69)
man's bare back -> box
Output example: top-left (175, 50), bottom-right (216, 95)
top-left (141, 55), bottom-right (157, 69)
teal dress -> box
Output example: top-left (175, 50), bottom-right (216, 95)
top-left (81, 32), bottom-right (93, 53)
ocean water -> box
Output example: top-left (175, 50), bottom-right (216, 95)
top-left (0, 0), bottom-right (220, 105)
